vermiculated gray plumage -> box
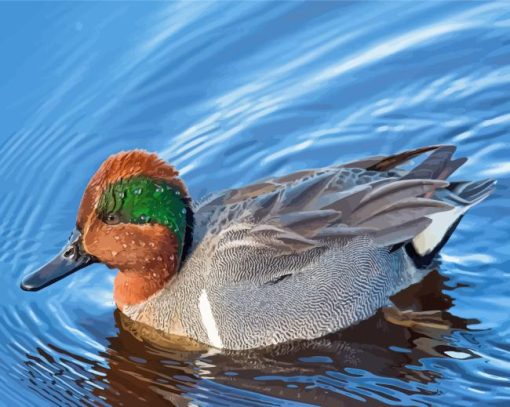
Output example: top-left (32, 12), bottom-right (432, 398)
top-left (124, 145), bottom-right (495, 350)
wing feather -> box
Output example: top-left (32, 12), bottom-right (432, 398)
top-left (196, 145), bottom-right (470, 255)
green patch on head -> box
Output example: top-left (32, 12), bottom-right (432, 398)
top-left (97, 177), bottom-right (188, 253)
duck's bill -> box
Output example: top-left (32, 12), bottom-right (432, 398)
top-left (21, 228), bottom-right (96, 291)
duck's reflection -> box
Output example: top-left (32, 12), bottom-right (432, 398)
top-left (22, 271), bottom-right (480, 405)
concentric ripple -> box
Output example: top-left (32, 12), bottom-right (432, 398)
top-left (1, 1), bottom-right (510, 405)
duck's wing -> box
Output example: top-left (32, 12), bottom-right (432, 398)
top-left (193, 145), bottom-right (458, 250)
top-left (195, 145), bottom-right (496, 274)
top-left (216, 176), bottom-right (453, 256)
top-left (194, 144), bottom-right (447, 214)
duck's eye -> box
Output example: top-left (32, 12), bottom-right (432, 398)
top-left (105, 213), bottom-right (120, 225)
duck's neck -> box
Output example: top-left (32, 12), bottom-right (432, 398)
top-left (114, 259), bottom-right (177, 310)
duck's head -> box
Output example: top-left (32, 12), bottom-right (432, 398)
top-left (21, 151), bottom-right (193, 309)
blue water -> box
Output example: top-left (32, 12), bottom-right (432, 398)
top-left (1, 1), bottom-right (509, 405)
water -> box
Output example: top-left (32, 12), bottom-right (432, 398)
top-left (1, 1), bottom-right (509, 405)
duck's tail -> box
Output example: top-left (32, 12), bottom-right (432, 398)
top-left (391, 146), bottom-right (496, 267)
top-left (364, 145), bottom-right (495, 267)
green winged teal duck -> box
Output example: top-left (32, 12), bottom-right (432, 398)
top-left (21, 145), bottom-right (495, 350)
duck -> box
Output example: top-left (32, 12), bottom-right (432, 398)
top-left (21, 145), bottom-right (494, 350)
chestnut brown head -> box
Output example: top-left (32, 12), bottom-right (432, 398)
top-left (21, 151), bottom-right (192, 301)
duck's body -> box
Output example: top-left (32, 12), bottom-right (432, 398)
top-left (124, 227), bottom-right (417, 350)
top-left (22, 145), bottom-right (494, 350)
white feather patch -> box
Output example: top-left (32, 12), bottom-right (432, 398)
top-left (412, 205), bottom-right (468, 256)
top-left (199, 289), bottom-right (223, 349)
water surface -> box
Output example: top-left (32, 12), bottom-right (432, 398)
top-left (1, 1), bottom-right (509, 405)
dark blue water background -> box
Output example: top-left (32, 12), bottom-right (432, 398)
top-left (1, 2), bottom-right (509, 405)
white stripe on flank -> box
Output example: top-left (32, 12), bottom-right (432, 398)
top-left (199, 289), bottom-right (223, 349)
